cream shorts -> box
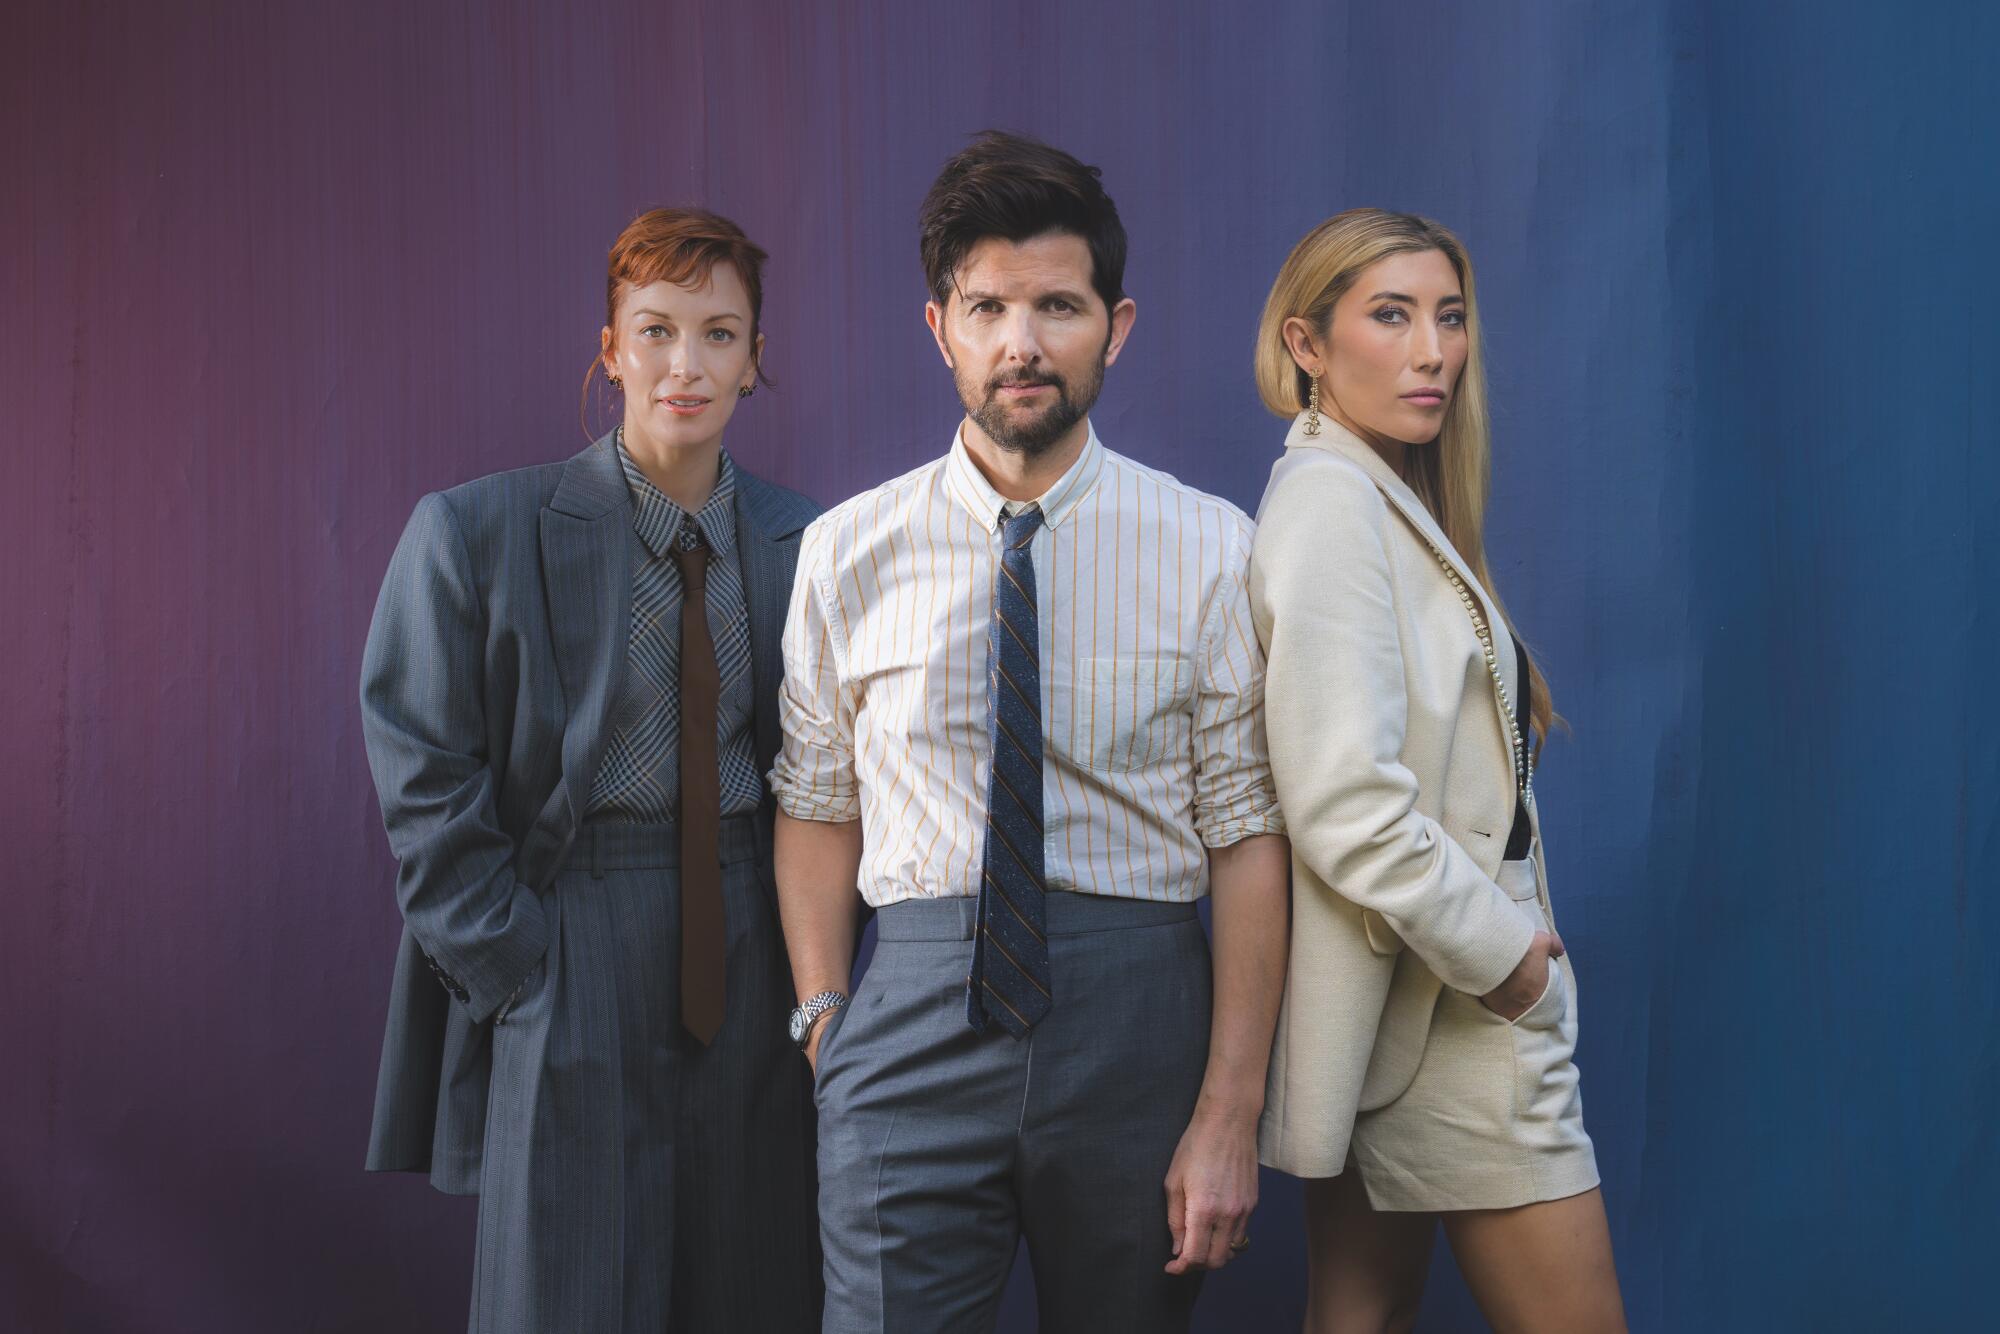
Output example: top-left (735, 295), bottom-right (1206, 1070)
top-left (1350, 856), bottom-right (1601, 1213)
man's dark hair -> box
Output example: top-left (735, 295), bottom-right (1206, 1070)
top-left (919, 130), bottom-right (1128, 313)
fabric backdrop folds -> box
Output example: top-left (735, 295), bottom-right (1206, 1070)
top-left (3, 2), bottom-right (1993, 1330)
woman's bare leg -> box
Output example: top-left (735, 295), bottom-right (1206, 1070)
top-left (1301, 1170), bottom-right (1437, 1334)
top-left (1439, 1187), bottom-right (1627, 1334)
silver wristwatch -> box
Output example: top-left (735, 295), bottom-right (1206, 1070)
top-left (788, 990), bottom-right (847, 1049)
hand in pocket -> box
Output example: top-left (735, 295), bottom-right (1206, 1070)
top-left (1479, 929), bottom-right (1565, 1022)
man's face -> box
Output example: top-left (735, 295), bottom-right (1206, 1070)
top-left (926, 232), bottom-right (1136, 458)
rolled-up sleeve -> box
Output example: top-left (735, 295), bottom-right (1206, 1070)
top-left (1190, 517), bottom-right (1287, 848)
top-left (769, 520), bottom-right (860, 821)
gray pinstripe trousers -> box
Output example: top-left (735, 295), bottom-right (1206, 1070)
top-left (471, 815), bottom-right (821, 1333)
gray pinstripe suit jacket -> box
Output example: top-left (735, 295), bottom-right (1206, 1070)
top-left (359, 431), bottom-right (819, 1191)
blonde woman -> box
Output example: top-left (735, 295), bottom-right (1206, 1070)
top-left (1249, 210), bottom-right (1627, 1333)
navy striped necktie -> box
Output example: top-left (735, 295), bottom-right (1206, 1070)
top-left (967, 504), bottom-right (1052, 1037)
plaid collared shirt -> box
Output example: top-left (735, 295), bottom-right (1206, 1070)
top-left (586, 440), bottom-right (762, 821)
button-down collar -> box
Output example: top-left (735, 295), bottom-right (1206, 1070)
top-left (943, 419), bottom-right (1104, 531)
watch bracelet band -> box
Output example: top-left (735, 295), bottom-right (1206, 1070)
top-left (798, 989), bottom-right (847, 1045)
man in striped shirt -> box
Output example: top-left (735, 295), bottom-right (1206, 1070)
top-left (771, 131), bottom-right (1290, 1333)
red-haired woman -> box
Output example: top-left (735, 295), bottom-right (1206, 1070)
top-left (360, 208), bottom-right (823, 1332)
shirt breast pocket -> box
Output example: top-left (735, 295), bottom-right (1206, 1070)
top-left (1057, 654), bottom-right (1196, 774)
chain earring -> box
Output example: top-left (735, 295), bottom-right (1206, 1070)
top-left (1304, 372), bottom-right (1322, 436)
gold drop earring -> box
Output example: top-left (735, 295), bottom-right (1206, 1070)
top-left (1305, 372), bottom-right (1322, 436)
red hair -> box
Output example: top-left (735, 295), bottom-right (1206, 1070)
top-left (586, 207), bottom-right (773, 428)
top-left (606, 207), bottom-right (769, 340)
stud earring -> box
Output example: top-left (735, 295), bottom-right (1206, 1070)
top-left (608, 373), bottom-right (623, 389)
top-left (1304, 372), bottom-right (1322, 436)
top-left (738, 384), bottom-right (754, 399)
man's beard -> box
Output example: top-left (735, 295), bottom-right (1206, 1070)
top-left (958, 353), bottom-right (1106, 458)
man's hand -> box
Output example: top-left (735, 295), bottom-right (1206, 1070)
top-left (1161, 832), bottom-right (1287, 1274)
top-left (1163, 1102), bottom-right (1259, 1274)
top-left (1480, 928), bottom-right (1565, 1020)
top-left (803, 1008), bottom-right (835, 1074)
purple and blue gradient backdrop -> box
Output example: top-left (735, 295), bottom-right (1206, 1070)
top-left (6, 2), bottom-right (1994, 1330)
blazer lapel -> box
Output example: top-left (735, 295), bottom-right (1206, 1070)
top-left (732, 468), bottom-right (807, 782)
top-left (540, 432), bottom-right (635, 830)
top-left (1286, 414), bottom-right (1506, 623)
top-left (1284, 412), bottom-right (1520, 768)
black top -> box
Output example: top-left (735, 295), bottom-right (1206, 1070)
top-left (1503, 638), bottom-right (1534, 861)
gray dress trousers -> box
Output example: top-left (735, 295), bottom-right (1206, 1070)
top-left (814, 892), bottom-right (1212, 1334)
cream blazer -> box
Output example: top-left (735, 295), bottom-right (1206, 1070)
top-left (1252, 412), bottom-right (1548, 1179)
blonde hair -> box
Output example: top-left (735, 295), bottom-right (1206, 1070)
top-left (1255, 208), bottom-right (1557, 745)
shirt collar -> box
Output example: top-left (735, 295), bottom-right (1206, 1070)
top-left (616, 434), bottom-right (738, 560)
top-left (943, 420), bottom-right (1104, 532)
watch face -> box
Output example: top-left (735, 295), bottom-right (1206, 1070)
top-left (788, 1008), bottom-right (808, 1045)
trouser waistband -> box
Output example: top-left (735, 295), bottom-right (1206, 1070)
top-left (874, 891), bottom-right (1199, 942)
top-left (576, 813), bottom-right (765, 874)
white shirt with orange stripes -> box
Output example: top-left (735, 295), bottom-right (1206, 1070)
top-left (770, 422), bottom-right (1284, 906)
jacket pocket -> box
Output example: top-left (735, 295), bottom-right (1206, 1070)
top-left (1362, 908), bottom-right (1405, 955)
top-left (1496, 852), bottom-right (1541, 902)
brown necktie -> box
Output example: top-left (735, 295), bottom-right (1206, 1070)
top-left (672, 530), bottom-right (725, 1045)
